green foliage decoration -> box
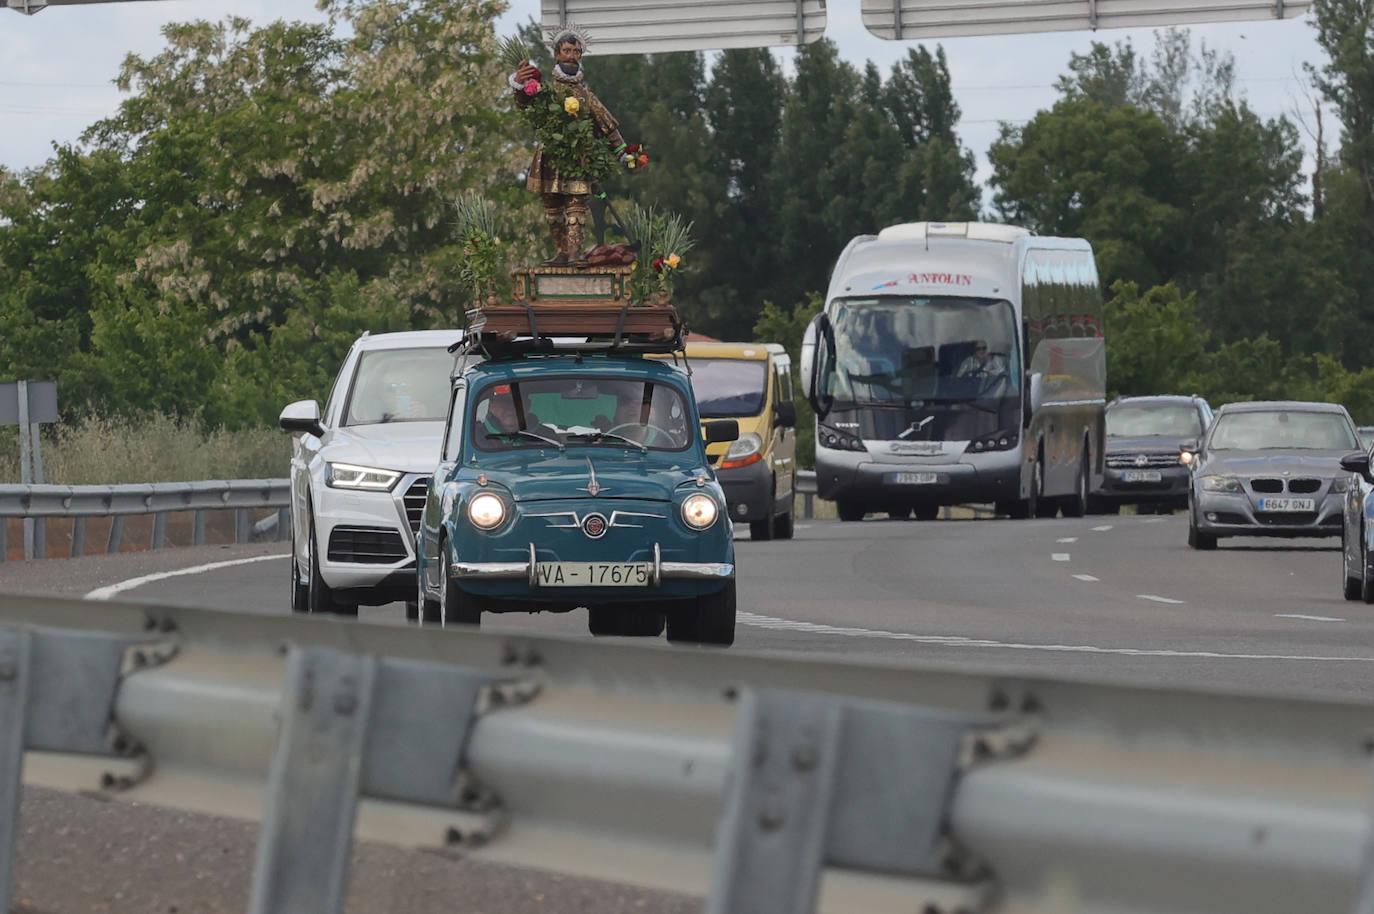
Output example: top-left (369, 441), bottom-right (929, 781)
top-left (622, 205), bottom-right (695, 302)
top-left (453, 192), bottom-right (508, 306)
top-left (516, 80), bottom-right (621, 184)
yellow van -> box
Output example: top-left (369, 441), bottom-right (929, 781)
top-left (681, 341), bottom-right (798, 540)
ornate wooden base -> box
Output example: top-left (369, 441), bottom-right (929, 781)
top-left (511, 264), bottom-right (635, 304)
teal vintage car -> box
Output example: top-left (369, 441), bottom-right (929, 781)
top-left (415, 348), bottom-right (740, 645)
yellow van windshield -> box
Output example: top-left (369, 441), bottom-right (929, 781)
top-left (689, 358), bottom-right (767, 418)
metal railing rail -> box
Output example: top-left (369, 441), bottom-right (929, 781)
top-left (0, 480), bottom-right (289, 561)
top-left (0, 593), bottom-right (1371, 914)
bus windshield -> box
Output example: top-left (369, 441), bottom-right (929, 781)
top-left (826, 296), bottom-right (1020, 407)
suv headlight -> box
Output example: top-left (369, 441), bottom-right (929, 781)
top-left (720, 433), bottom-right (763, 469)
top-left (468, 492), bottom-right (507, 530)
top-left (326, 462), bottom-right (401, 491)
top-left (1200, 475), bottom-right (1243, 493)
top-left (681, 493), bottom-right (719, 530)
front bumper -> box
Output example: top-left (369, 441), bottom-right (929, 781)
top-left (816, 449), bottom-right (1021, 506)
top-left (1098, 466), bottom-right (1190, 504)
top-left (1193, 490), bottom-right (1344, 537)
top-left (314, 472), bottom-right (428, 595)
top-left (454, 543), bottom-right (734, 584)
top-left (715, 458), bottom-right (773, 523)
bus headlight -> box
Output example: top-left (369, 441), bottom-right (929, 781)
top-left (682, 494), bottom-right (719, 530)
top-left (468, 493), bottom-right (507, 530)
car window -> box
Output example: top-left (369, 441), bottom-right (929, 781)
top-left (689, 359), bottom-right (768, 418)
top-left (1106, 404), bottom-right (1204, 438)
top-left (1208, 410), bottom-right (1359, 451)
top-left (344, 348), bottom-right (454, 426)
top-left (471, 376), bottom-right (692, 451)
top-left (442, 384), bottom-right (466, 461)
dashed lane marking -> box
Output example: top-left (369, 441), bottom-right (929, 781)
top-left (86, 555), bottom-right (288, 601)
top-left (1057, 537), bottom-right (1077, 543)
top-left (1052, 553), bottom-right (1070, 562)
top-left (1073, 574), bottom-right (1100, 582)
top-left (737, 612), bottom-right (1374, 661)
top-left (1138, 594), bottom-right (1185, 604)
top-left (1275, 614), bottom-right (1346, 623)
top-left (1092, 525), bottom-right (1114, 532)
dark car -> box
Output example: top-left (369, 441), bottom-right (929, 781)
top-left (1187, 401), bottom-right (1360, 550)
top-left (1339, 442), bottom-right (1374, 601)
top-left (1094, 395), bottom-right (1213, 514)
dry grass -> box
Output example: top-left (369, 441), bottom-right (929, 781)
top-left (0, 413), bottom-right (289, 485)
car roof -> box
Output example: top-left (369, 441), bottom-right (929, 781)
top-left (1215, 400), bottom-right (1349, 415)
top-left (462, 353), bottom-right (689, 387)
top-left (353, 329), bottom-right (464, 352)
top-left (1108, 395), bottom-right (1203, 407)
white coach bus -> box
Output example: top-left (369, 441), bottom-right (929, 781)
top-left (799, 222), bottom-right (1105, 521)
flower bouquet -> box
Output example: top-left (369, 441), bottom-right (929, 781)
top-left (621, 205), bottom-right (695, 305)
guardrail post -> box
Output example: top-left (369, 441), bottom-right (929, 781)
top-left (248, 647), bottom-right (377, 914)
top-left (802, 491), bottom-right (813, 519)
top-left (0, 629), bottom-right (32, 911)
top-left (70, 517), bottom-right (85, 558)
top-left (235, 509), bottom-right (249, 545)
top-left (151, 513), bottom-right (166, 551)
top-left (105, 516), bottom-right (124, 554)
top-left (0, 519), bottom-right (6, 564)
top-left (277, 507), bottom-right (289, 542)
top-left (192, 509), bottom-right (206, 546)
top-left (32, 518), bottom-right (45, 560)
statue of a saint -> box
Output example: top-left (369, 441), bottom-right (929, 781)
top-left (511, 31), bottom-right (627, 267)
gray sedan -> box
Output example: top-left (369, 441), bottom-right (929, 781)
top-left (1186, 401), bottom-right (1360, 550)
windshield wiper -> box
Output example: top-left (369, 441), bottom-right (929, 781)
top-left (485, 430), bottom-right (565, 450)
top-left (566, 431), bottom-right (648, 453)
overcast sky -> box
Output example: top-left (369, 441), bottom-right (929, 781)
top-left (1, 0), bottom-right (1329, 193)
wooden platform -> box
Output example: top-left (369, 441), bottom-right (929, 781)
top-left (511, 264), bottom-right (635, 304)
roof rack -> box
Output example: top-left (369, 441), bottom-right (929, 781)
top-left (454, 264), bottom-right (685, 358)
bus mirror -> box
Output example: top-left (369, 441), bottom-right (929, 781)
top-left (1026, 372), bottom-right (1044, 417)
top-left (800, 318), bottom-right (819, 400)
top-left (774, 400), bottom-right (797, 428)
top-left (800, 314), bottom-right (833, 419)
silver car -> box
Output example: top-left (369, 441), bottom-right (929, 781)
top-left (1187, 401), bottom-right (1359, 550)
top-left (279, 330), bottom-right (461, 616)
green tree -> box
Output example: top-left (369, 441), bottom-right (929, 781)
top-left (753, 292), bottom-right (823, 468)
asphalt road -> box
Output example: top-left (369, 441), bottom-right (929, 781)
top-left (2, 511), bottom-right (1371, 913)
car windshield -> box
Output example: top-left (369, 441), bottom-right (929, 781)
top-left (471, 376), bottom-right (693, 452)
top-left (344, 347), bottom-right (454, 425)
top-left (1207, 410), bottom-right (1357, 451)
top-left (1107, 404), bottom-right (1203, 438)
top-left (689, 358), bottom-right (767, 418)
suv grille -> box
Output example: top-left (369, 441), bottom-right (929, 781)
top-left (1106, 453), bottom-right (1178, 468)
top-left (328, 526), bottom-right (407, 564)
top-left (403, 477), bottom-right (430, 534)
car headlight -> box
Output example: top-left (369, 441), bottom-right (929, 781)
top-left (326, 462), bottom-right (401, 491)
top-left (1330, 476), bottom-right (1351, 494)
top-left (1200, 475), bottom-right (1243, 493)
top-left (681, 493), bottom-right (719, 530)
top-left (467, 492), bottom-right (507, 530)
top-left (720, 433), bottom-right (763, 469)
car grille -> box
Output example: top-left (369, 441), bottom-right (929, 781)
top-left (1106, 453), bottom-right (1178, 468)
top-left (1250, 478), bottom-right (1283, 493)
top-left (1288, 478), bottom-right (1321, 494)
top-left (1251, 477), bottom-right (1323, 494)
top-left (328, 526), bottom-right (407, 564)
top-left (403, 477), bottom-right (430, 535)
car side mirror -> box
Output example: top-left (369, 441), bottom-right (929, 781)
top-left (704, 419), bottom-right (740, 443)
top-left (774, 400), bottom-right (797, 429)
top-left (280, 399), bottom-right (325, 437)
top-left (1340, 450), bottom-right (1372, 483)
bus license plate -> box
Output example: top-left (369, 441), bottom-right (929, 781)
top-left (890, 472), bottom-right (939, 485)
top-left (535, 562), bottom-right (650, 587)
top-left (1122, 470), bottom-right (1162, 483)
top-left (1257, 497), bottom-right (1315, 512)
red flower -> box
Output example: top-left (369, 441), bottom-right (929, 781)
top-left (652, 257), bottom-right (665, 273)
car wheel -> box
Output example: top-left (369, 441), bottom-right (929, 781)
top-left (837, 499), bottom-right (866, 522)
top-left (666, 580), bottom-right (736, 646)
top-left (888, 507), bottom-right (912, 520)
top-left (439, 544), bottom-right (481, 626)
top-left (588, 604), bottom-right (665, 637)
top-left (1188, 509), bottom-right (1217, 550)
top-left (997, 499), bottom-right (1028, 519)
top-left (773, 507), bottom-right (795, 540)
top-left (750, 517), bottom-right (775, 541)
top-left (289, 519), bottom-right (308, 614)
top-left (1360, 533), bottom-right (1374, 605)
top-left (306, 508), bottom-right (354, 615)
top-left (417, 564), bottom-right (441, 624)
top-left (1063, 449), bottom-right (1089, 518)
top-left (914, 504), bottom-right (939, 521)
top-left (1344, 528), bottom-right (1362, 601)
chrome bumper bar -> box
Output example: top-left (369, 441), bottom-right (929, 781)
top-left (451, 543), bottom-right (734, 587)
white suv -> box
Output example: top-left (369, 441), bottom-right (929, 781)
top-left (279, 330), bottom-right (462, 617)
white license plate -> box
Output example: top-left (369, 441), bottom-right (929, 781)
top-left (890, 472), bottom-right (939, 485)
top-left (1257, 497), bottom-right (1315, 512)
top-left (1122, 470), bottom-right (1163, 483)
top-left (535, 562), bottom-right (650, 587)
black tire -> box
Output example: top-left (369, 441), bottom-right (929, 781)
top-left (667, 580), bottom-right (736, 646)
top-left (837, 499), bottom-right (866, 522)
top-left (997, 499), bottom-right (1028, 519)
top-left (888, 507), bottom-right (912, 520)
top-left (915, 504), bottom-right (939, 521)
top-left (439, 546), bottom-right (481, 626)
top-left (1027, 449), bottom-right (1055, 519)
top-left (773, 507), bottom-right (795, 540)
top-left (1344, 528), bottom-right (1362, 601)
top-left (1361, 536), bottom-right (1374, 605)
top-left (306, 509), bottom-right (355, 615)
top-left (289, 518), bottom-right (308, 614)
top-left (1188, 510), bottom-right (1217, 550)
top-left (1063, 449), bottom-right (1089, 518)
top-left (750, 517), bottom-right (774, 540)
top-left (404, 600), bottom-right (419, 621)
top-left (588, 604), bottom-right (666, 637)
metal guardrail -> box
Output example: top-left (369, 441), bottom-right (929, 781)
top-left (0, 593), bottom-right (1371, 914)
top-left (0, 479), bottom-right (289, 561)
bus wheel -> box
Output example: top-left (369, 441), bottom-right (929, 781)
top-left (1030, 451), bottom-right (1055, 518)
top-left (1063, 449), bottom-right (1089, 518)
top-left (837, 500), bottom-right (866, 522)
top-left (915, 505), bottom-right (939, 521)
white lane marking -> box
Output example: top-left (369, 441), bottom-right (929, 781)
top-left (1276, 614), bottom-right (1346, 623)
top-left (796, 524), bottom-right (813, 530)
top-left (737, 612), bottom-right (1374, 662)
top-left (1057, 537), bottom-right (1078, 543)
top-left (1073, 574), bottom-right (1100, 582)
top-left (1142, 517), bottom-right (1168, 524)
top-left (1138, 594), bottom-right (1185, 605)
top-left (1052, 553), bottom-right (1070, 562)
top-left (86, 555), bottom-right (288, 601)
top-left (1092, 525), bottom-right (1114, 532)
